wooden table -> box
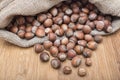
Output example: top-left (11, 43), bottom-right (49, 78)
top-left (0, 31), bottom-right (120, 80)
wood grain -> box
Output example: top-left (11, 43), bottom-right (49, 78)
top-left (0, 31), bottom-right (120, 80)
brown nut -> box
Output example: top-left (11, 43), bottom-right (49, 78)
top-left (79, 12), bottom-right (87, 17)
top-left (10, 26), bottom-right (18, 33)
top-left (83, 48), bottom-right (92, 58)
top-left (61, 24), bottom-right (68, 31)
top-left (68, 22), bottom-right (77, 30)
top-left (63, 66), bottom-right (72, 74)
top-left (67, 49), bottom-right (77, 60)
top-left (46, 13), bottom-right (52, 19)
top-left (76, 24), bottom-right (84, 30)
top-left (78, 40), bottom-right (87, 47)
top-left (78, 67), bottom-right (87, 77)
top-left (86, 21), bottom-right (95, 29)
top-left (53, 17), bottom-right (63, 25)
top-left (51, 59), bottom-right (61, 69)
top-left (43, 41), bottom-right (53, 50)
top-left (89, 12), bottom-right (97, 20)
top-left (45, 28), bottom-right (53, 34)
top-left (65, 8), bottom-right (73, 15)
top-left (61, 37), bottom-right (69, 45)
top-left (44, 19), bottom-right (53, 27)
top-left (32, 20), bottom-right (41, 26)
top-left (84, 34), bottom-right (94, 42)
top-left (71, 56), bottom-right (82, 67)
top-left (52, 24), bottom-right (60, 32)
top-left (25, 32), bottom-right (34, 40)
top-left (26, 26), bottom-right (32, 32)
top-left (63, 15), bottom-right (71, 24)
top-left (74, 31), bottom-right (84, 40)
top-left (94, 35), bottom-right (103, 43)
top-left (72, 7), bottom-right (80, 14)
top-left (37, 14), bottom-right (47, 23)
top-left (35, 28), bottom-right (45, 38)
top-left (87, 41), bottom-right (98, 50)
top-left (48, 33), bottom-right (57, 42)
top-left (16, 16), bottom-right (25, 25)
top-left (57, 53), bottom-right (67, 61)
top-left (50, 46), bottom-right (59, 57)
top-left (82, 8), bottom-right (89, 14)
top-left (71, 14), bottom-right (79, 22)
top-left (40, 52), bottom-right (50, 62)
top-left (54, 39), bottom-right (61, 47)
top-left (26, 16), bottom-right (34, 23)
top-left (74, 45), bottom-right (84, 55)
top-left (85, 58), bottom-right (92, 66)
top-left (59, 45), bottom-right (67, 52)
top-left (83, 25), bottom-right (92, 34)
top-left (55, 28), bottom-right (64, 36)
top-left (34, 43), bottom-right (44, 53)
top-left (96, 21), bottom-right (105, 31)
top-left (69, 36), bottom-right (77, 43)
top-left (106, 26), bottom-right (113, 33)
top-left (17, 30), bottom-right (25, 38)
top-left (67, 42), bottom-right (75, 50)
top-left (78, 16), bottom-right (87, 24)
top-left (50, 8), bottom-right (58, 17)
top-left (65, 29), bottom-right (74, 37)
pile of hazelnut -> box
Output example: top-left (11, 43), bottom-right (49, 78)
top-left (7, 0), bottom-right (112, 77)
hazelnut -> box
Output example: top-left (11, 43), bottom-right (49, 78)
top-left (61, 37), bottom-right (69, 45)
top-left (65, 29), bottom-right (74, 37)
top-left (16, 16), bottom-right (25, 25)
top-left (72, 7), bottom-right (80, 14)
top-left (51, 59), bottom-right (61, 69)
top-left (65, 8), bottom-right (73, 15)
top-left (97, 15), bottom-right (104, 21)
top-left (25, 32), bottom-right (34, 40)
top-left (83, 25), bottom-right (92, 34)
top-left (63, 15), bottom-right (71, 24)
top-left (78, 40), bottom-right (87, 47)
top-left (68, 22), bottom-right (77, 30)
top-left (58, 12), bottom-right (64, 17)
top-left (86, 21), bottom-right (95, 29)
top-left (59, 45), bottom-right (67, 52)
top-left (67, 42), bottom-right (75, 50)
top-left (18, 25), bottom-right (26, 30)
top-left (89, 12), bottom-right (97, 20)
top-left (32, 20), bottom-right (41, 26)
top-left (94, 35), bottom-right (103, 43)
top-left (50, 8), bottom-right (58, 17)
top-left (37, 14), bottom-right (47, 23)
top-left (96, 21), bottom-right (105, 31)
top-left (78, 16), bottom-right (87, 24)
top-left (17, 30), bottom-right (25, 38)
top-left (67, 49), bottom-right (77, 60)
top-left (79, 12), bottom-right (87, 17)
top-left (71, 14), bottom-right (79, 22)
top-left (53, 17), bottom-right (63, 25)
top-left (76, 24), bottom-right (84, 30)
top-left (74, 31), bottom-right (84, 40)
top-left (34, 43), bottom-right (44, 53)
top-left (40, 52), bottom-right (50, 62)
top-left (69, 36), bottom-right (77, 43)
top-left (26, 16), bottom-right (34, 23)
top-left (71, 56), bottom-right (82, 67)
top-left (87, 41), bottom-right (98, 50)
top-left (78, 68), bottom-right (87, 77)
top-left (10, 26), bottom-right (18, 33)
top-left (63, 66), bottom-right (72, 74)
top-left (85, 58), bottom-right (92, 66)
top-left (43, 41), bottom-right (53, 50)
top-left (54, 39), bottom-right (61, 47)
top-left (55, 28), bottom-right (64, 36)
top-left (46, 13), bottom-right (52, 19)
top-left (35, 28), bottom-right (45, 38)
top-left (26, 26), bottom-right (32, 32)
top-left (83, 48), bottom-right (92, 58)
top-left (74, 45), bottom-right (84, 55)
top-left (62, 5), bottom-right (69, 12)
top-left (84, 34), bottom-right (94, 42)
top-left (57, 53), bottom-right (67, 61)
top-left (48, 33), bottom-right (57, 42)
top-left (44, 19), bottom-right (53, 27)
top-left (50, 46), bottom-right (59, 57)
top-left (61, 24), bottom-right (68, 31)
top-left (106, 26), bottom-right (113, 33)
top-left (82, 8), bottom-right (89, 14)
top-left (52, 24), bottom-right (60, 32)
top-left (45, 28), bottom-right (53, 34)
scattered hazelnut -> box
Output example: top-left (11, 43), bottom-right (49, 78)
top-left (63, 66), bottom-right (72, 74)
top-left (78, 16), bottom-right (87, 24)
top-left (96, 21), bottom-right (105, 31)
top-left (51, 59), bottom-right (61, 69)
top-left (84, 34), bottom-right (94, 42)
top-left (69, 36), bottom-right (77, 43)
top-left (61, 37), bottom-right (69, 45)
top-left (71, 56), bottom-right (82, 67)
top-left (50, 8), bottom-right (58, 17)
top-left (83, 48), bottom-right (92, 58)
top-left (25, 32), bottom-right (34, 40)
top-left (10, 26), bottom-right (18, 33)
top-left (35, 28), bottom-right (45, 38)
top-left (74, 45), bottom-right (84, 55)
top-left (65, 8), bottom-right (73, 15)
top-left (53, 17), bottom-right (63, 25)
top-left (55, 28), bottom-right (64, 36)
top-left (67, 42), bottom-right (75, 50)
top-left (78, 68), bottom-right (87, 77)
top-left (61, 24), bottom-right (68, 31)
top-left (67, 49), bottom-right (77, 60)
top-left (57, 53), bottom-right (67, 61)
top-left (43, 41), bottom-right (53, 50)
top-left (65, 29), bottom-right (74, 37)
top-left (89, 12), bottom-right (97, 20)
top-left (87, 41), bottom-right (98, 50)
top-left (48, 33), bottom-right (57, 42)
top-left (50, 46), bottom-right (59, 57)
top-left (63, 15), bottom-right (71, 24)
top-left (40, 52), bottom-right (50, 62)
top-left (94, 35), bottom-right (103, 43)
top-left (71, 14), bottom-right (79, 22)
top-left (34, 43), bottom-right (44, 53)
top-left (37, 14), bottom-right (47, 23)
top-left (68, 22), bottom-right (77, 30)
top-left (44, 19), bottom-right (53, 27)
top-left (85, 58), bottom-right (92, 66)
top-left (74, 31), bottom-right (84, 40)
top-left (52, 24), bottom-right (60, 32)
top-left (83, 25), bottom-right (92, 34)
top-left (59, 45), bottom-right (67, 52)
top-left (78, 40), bottom-right (87, 47)
top-left (17, 30), bottom-right (25, 38)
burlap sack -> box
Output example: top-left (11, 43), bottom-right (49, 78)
top-left (0, 0), bottom-right (120, 47)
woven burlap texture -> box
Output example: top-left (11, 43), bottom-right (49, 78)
top-left (0, 0), bottom-right (120, 47)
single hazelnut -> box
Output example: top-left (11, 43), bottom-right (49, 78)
top-left (65, 8), bottom-right (73, 15)
top-left (58, 12), bottom-right (65, 17)
top-left (40, 52), bottom-right (50, 62)
top-left (97, 15), bottom-right (104, 21)
top-left (76, 24), bottom-right (84, 30)
top-left (82, 8), bottom-right (89, 14)
top-left (51, 59), bottom-right (61, 69)
top-left (35, 28), bottom-right (45, 38)
top-left (26, 16), bottom-right (34, 23)
top-left (18, 25), bottom-right (26, 30)
top-left (89, 12), bottom-right (97, 20)
top-left (63, 66), bottom-right (72, 74)
top-left (52, 24), bottom-right (60, 32)
top-left (71, 14), bottom-right (79, 22)
top-left (55, 28), bottom-right (64, 36)
top-left (34, 43), bottom-right (44, 53)
top-left (79, 12), bottom-right (87, 17)
top-left (74, 31), bottom-right (84, 40)
top-left (67, 42), bottom-right (75, 50)
top-left (61, 24), bottom-right (68, 31)
top-left (63, 15), bottom-right (71, 24)
top-left (45, 28), bottom-right (53, 34)
top-left (78, 68), bottom-right (87, 77)
top-left (85, 58), bottom-right (92, 66)
top-left (26, 26), bottom-right (32, 32)
top-left (84, 34), bottom-right (94, 42)
top-left (32, 26), bottom-right (37, 33)
top-left (10, 26), bottom-right (18, 33)
top-left (59, 45), bottom-right (67, 52)
top-left (50, 46), bottom-right (59, 57)
top-left (25, 32), bottom-right (34, 40)
top-left (72, 7), bottom-right (80, 14)
top-left (50, 8), bottom-right (58, 17)
top-left (78, 40), bottom-right (87, 47)
top-left (48, 33), bottom-right (57, 42)
top-left (17, 30), bottom-right (25, 38)
top-left (65, 29), bottom-right (74, 37)
top-left (106, 26), bottom-right (113, 33)
top-left (94, 35), bottom-right (103, 43)
top-left (71, 56), bottom-right (82, 67)
top-left (67, 49), bottom-right (77, 60)
top-left (46, 13), bottom-right (52, 19)
top-left (83, 25), bottom-right (92, 34)
top-left (37, 14), bottom-right (47, 23)
top-left (54, 39), bottom-right (61, 47)
top-left (74, 45), bottom-right (84, 55)
top-left (68, 22), bottom-right (77, 30)
top-left (86, 21), bottom-right (95, 29)
top-left (53, 17), bottom-right (63, 25)
top-left (57, 53), bottom-right (67, 61)
top-left (43, 41), bottom-right (53, 50)
top-left (87, 41), bottom-right (98, 50)
top-left (96, 21), bottom-right (105, 31)
top-left (78, 16), bottom-right (88, 24)
top-left (83, 48), bottom-right (92, 58)
top-left (16, 16), bottom-right (25, 25)
top-left (69, 36), bottom-right (77, 43)
top-left (44, 19), bottom-right (53, 27)
top-left (61, 37), bottom-right (69, 45)
top-left (32, 20), bottom-right (41, 26)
